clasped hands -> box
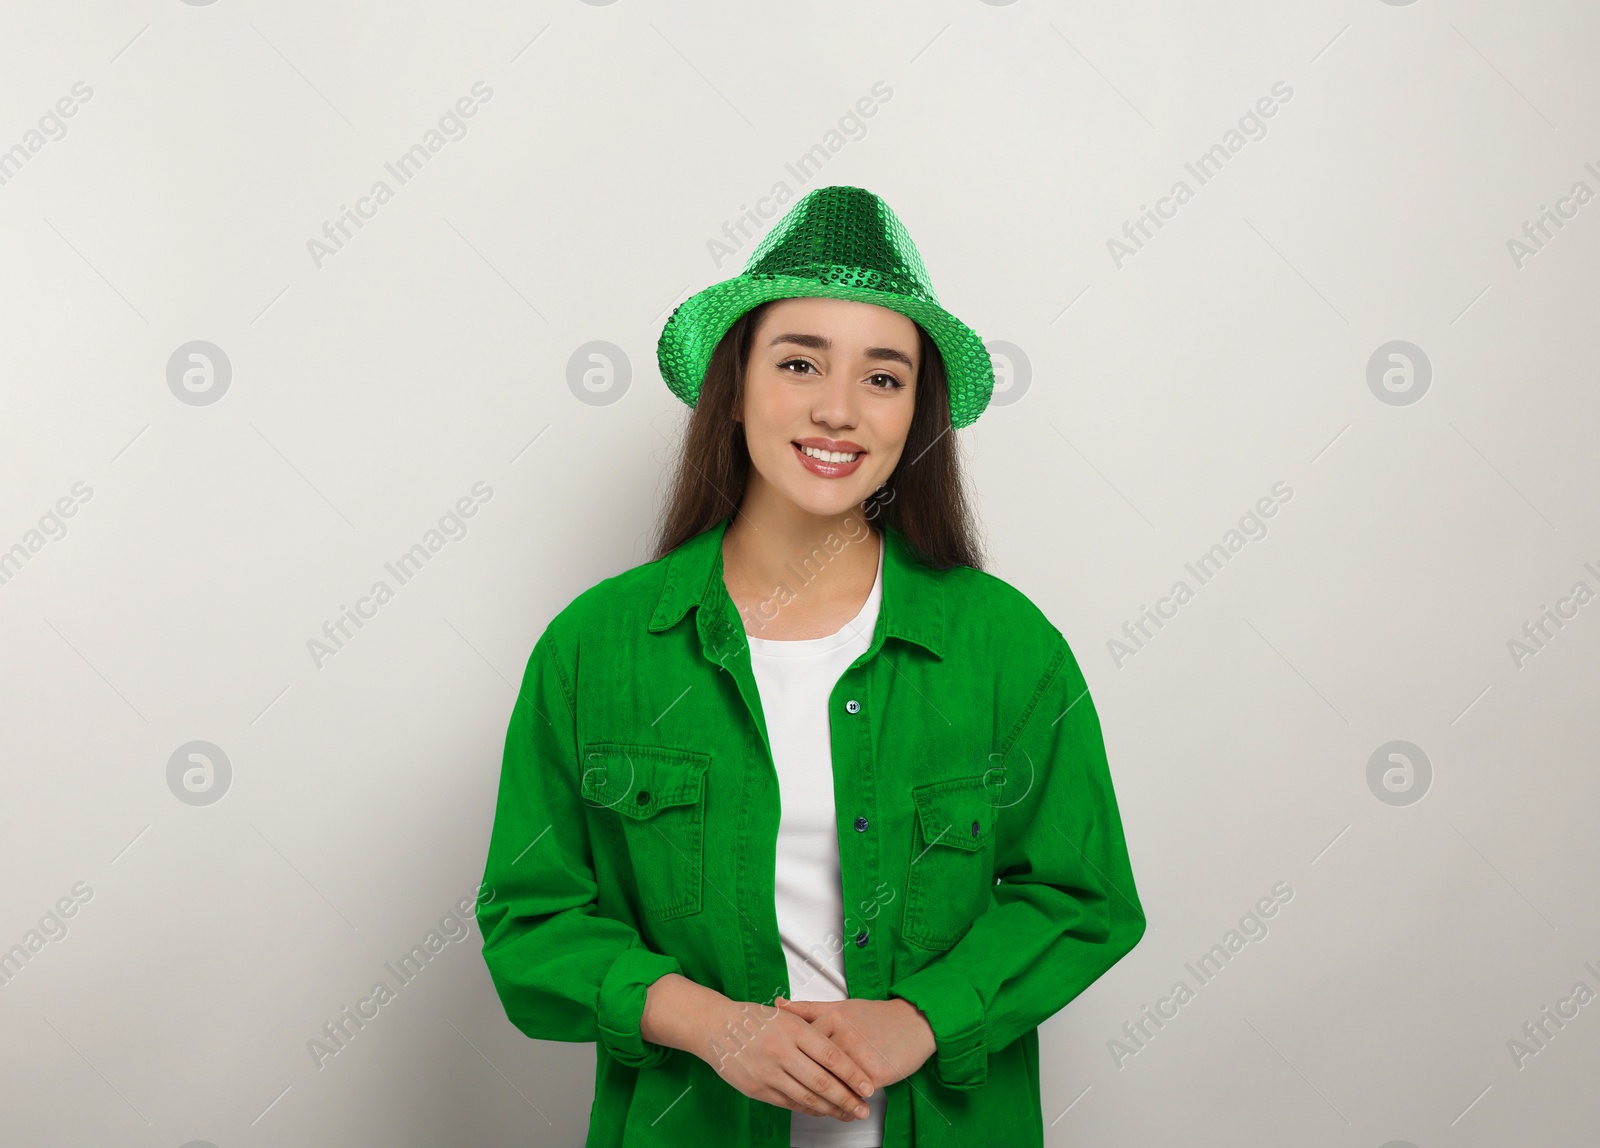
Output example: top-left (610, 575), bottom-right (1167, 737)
top-left (714, 993), bottom-right (936, 1122)
top-left (641, 973), bottom-right (937, 1123)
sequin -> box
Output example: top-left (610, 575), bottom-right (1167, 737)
top-left (656, 185), bottom-right (995, 429)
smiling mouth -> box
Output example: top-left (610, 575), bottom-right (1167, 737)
top-left (795, 443), bottom-right (863, 463)
top-left (791, 441), bottom-right (867, 478)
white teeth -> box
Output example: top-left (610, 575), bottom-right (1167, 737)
top-left (799, 445), bottom-right (860, 463)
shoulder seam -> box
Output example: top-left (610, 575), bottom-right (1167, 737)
top-left (533, 626), bottom-right (575, 719)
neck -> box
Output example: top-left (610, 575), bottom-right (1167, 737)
top-left (721, 483), bottom-right (882, 633)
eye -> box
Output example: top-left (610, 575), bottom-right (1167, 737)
top-left (777, 357), bottom-right (817, 375)
top-left (869, 372), bottom-right (906, 391)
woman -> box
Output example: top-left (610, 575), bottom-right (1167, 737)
top-left (478, 186), bottom-right (1146, 1147)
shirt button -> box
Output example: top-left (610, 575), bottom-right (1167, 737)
top-left (845, 699), bottom-right (860, 714)
top-left (855, 930), bottom-right (868, 947)
top-left (854, 816), bottom-right (869, 832)
top-left (971, 820), bottom-right (980, 837)
top-left (636, 790), bottom-right (651, 806)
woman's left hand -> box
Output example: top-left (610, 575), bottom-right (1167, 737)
top-left (772, 996), bottom-right (937, 1088)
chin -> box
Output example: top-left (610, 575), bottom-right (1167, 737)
top-left (780, 484), bottom-right (871, 520)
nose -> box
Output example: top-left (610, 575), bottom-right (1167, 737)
top-left (810, 372), bottom-right (859, 430)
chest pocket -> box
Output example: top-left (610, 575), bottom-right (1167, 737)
top-left (903, 774), bottom-right (998, 950)
top-left (580, 742), bottom-right (710, 921)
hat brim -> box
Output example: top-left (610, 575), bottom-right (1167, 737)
top-left (656, 275), bottom-right (994, 430)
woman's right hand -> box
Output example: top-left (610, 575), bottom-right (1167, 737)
top-left (641, 973), bottom-right (875, 1122)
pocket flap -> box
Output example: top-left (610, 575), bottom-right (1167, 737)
top-left (913, 775), bottom-right (996, 852)
top-left (580, 742), bottom-right (709, 820)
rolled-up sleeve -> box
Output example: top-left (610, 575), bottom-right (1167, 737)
top-left (477, 626), bottom-right (682, 1069)
top-left (889, 633), bottom-right (1146, 1090)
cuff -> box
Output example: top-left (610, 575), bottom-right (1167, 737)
top-left (597, 944), bottom-right (683, 1068)
top-left (889, 961), bottom-right (988, 1090)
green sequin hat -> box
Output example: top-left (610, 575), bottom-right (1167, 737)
top-left (657, 185), bottom-right (994, 429)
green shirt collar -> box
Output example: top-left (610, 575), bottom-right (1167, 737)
top-left (647, 514), bottom-right (945, 660)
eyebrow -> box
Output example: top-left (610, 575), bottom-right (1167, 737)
top-left (767, 332), bottom-right (915, 370)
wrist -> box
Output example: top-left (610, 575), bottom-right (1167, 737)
top-left (897, 997), bottom-right (937, 1057)
top-left (640, 973), bottom-right (728, 1053)
top-left (640, 973), bottom-right (683, 1048)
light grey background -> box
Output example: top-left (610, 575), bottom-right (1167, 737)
top-left (2, 1), bottom-right (1597, 1145)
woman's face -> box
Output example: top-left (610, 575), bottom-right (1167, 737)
top-left (738, 296), bottom-right (919, 520)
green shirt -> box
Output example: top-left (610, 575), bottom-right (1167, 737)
top-left (477, 514), bottom-right (1146, 1147)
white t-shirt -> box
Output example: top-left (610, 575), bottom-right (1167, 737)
top-left (746, 534), bottom-right (887, 1148)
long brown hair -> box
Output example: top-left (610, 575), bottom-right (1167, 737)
top-left (649, 299), bottom-right (987, 570)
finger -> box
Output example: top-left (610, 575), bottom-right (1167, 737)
top-left (775, 997), bottom-right (822, 1018)
top-left (781, 998), bottom-right (841, 1023)
top-left (777, 1064), bottom-right (865, 1122)
top-left (795, 1023), bottom-right (875, 1097)
top-left (792, 1027), bottom-right (876, 1105)
top-left (755, 1080), bottom-right (853, 1122)
top-left (809, 1008), bottom-right (896, 1078)
top-left (758, 1065), bottom-right (854, 1121)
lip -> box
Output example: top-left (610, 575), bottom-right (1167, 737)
top-left (792, 440), bottom-right (866, 479)
top-left (795, 437), bottom-right (865, 453)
